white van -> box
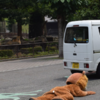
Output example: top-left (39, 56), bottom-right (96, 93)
top-left (63, 20), bottom-right (100, 77)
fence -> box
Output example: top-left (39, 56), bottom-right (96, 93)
top-left (0, 41), bottom-right (58, 58)
top-left (0, 32), bottom-right (29, 38)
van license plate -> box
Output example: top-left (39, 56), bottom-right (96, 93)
top-left (72, 63), bottom-right (79, 69)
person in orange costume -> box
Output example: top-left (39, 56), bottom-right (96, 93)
top-left (29, 71), bottom-right (95, 100)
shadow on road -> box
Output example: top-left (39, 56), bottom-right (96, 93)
top-left (54, 71), bottom-right (100, 82)
top-left (86, 72), bottom-right (100, 80)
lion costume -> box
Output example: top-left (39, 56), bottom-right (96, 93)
top-left (29, 71), bottom-right (95, 100)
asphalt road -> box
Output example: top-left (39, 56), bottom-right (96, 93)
top-left (0, 59), bottom-right (99, 100)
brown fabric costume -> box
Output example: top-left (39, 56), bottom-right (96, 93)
top-left (29, 71), bottom-right (95, 100)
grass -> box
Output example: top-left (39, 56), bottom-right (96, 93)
top-left (33, 50), bottom-right (58, 58)
top-left (22, 24), bottom-right (29, 34)
top-left (0, 50), bottom-right (59, 60)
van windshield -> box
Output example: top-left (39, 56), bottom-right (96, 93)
top-left (65, 27), bottom-right (88, 43)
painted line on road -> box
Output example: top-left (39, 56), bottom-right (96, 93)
top-left (0, 90), bottom-right (42, 100)
top-left (64, 76), bottom-right (69, 78)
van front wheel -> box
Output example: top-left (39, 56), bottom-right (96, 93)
top-left (70, 70), bottom-right (82, 74)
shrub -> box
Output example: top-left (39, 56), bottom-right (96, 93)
top-left (0, 49), bottom-right (13, 57)
top-left (20, 47), bottom-right (33, 54)
top-left (50, 46), bottom-right (57, 51)
top-left (47, 42), bottom-right (58, 47)
top-left (29, 47), bottom-right (33, 53)
top-left (46, 46), bottom-right (57, 52)
top-left (23, 38), bottom-right (30, 41)
top-left (49, 46), bottom-right (57, 52)
top-left (45, 46), bottom-right (49, 51)
top-left (34, 45), bottom-right (42, 54)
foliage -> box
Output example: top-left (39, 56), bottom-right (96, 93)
top-left (22, 24), bottom-right (29, 34)
top-left (0, 0), bottom-right (35, 23)
top-left (20, 47), bottom-right (33, 54)
top-left (23, 38), bottom-right (30, 41)
top-left (38, 0), bottom-right (88, 20)
top-left (0, 49), bottom-right (13, 57)
top-left (73, 0), bottom-right (100, 20)
top-left (46, 46), bottom-right (57, 52)
top-left (47, 42), bottom-right (58, 47)
top-left (34, 45), bottom-right (43, 54)
top-left (0, 0), bottom-right (52, 24)
top-left (34, 50), bottom-right (58, 57)
top-left (0, 0), bottom-right (37, 38)
top-left (0, 0), bottom-right (54, 38)
top-left (49, 46), bottom-right (57, 52)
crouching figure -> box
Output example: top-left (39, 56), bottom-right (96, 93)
top-left (29, 71), bottom-right (95, 100)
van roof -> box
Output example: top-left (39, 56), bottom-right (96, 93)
top-left (67, 20), bottom-right (100, 27)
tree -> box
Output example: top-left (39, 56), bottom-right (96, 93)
top-left (38, 0), bottom-right (88, 58)
top-left (73, 0), bottom-right (100, 20)
top-left (29, 2), bottom-right (52, 38)
top-left (0, 0), bottom-right (35, 39)
top-left (0, 0), bottom-right (53, 39)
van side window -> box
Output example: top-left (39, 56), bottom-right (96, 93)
top-left (98, 27), bottom-right (100, 34)
top-left (65, 27), bottom-right (88, 43)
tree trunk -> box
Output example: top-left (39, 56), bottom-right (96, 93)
top-left (17, 22), bottom-right (22, 39)
top-left (58, 17), bottom-right (66, 58)
top-left (29, 11), bottom-right (44, 38)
